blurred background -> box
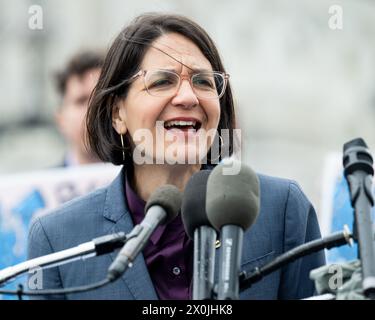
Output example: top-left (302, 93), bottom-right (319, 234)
top-left (0, 0), bottom-right (374, 219)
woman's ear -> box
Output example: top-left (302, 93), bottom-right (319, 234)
top-left (112, 99), bottom-right (127, 135)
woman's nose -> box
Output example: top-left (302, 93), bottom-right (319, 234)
top-left (171, 79), bottom-right (199, 108)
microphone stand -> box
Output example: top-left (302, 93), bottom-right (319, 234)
top-left (193, 225), bottom-right (217, 300)
top-left (0, 232), bottom-right (127, 286)
top-left (239, 227), bottom-right (353, 291)
top-left (343, 138), bottom-right (375, 298)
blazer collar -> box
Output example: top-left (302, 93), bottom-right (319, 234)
top-left (103, 166), bottom-right (129, 223)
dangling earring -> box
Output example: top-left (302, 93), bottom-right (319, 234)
top-left (120, 134), bottom-right (125, 162)
top-left (210, 135), bottom-right (224, 163)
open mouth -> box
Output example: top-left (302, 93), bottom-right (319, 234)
top-left (164, 120), bottom-right (202, 131)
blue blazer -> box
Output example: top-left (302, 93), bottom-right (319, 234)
top-left (27, 167), bottom-right (325, 300)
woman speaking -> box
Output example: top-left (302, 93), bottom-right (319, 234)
top-left (28, 13), bottom-right (325, 299)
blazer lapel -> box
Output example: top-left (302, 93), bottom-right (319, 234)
top-left (103, 167), bottom-right (158, 300)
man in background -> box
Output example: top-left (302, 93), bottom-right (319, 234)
top-left (54, 51), bottom-right (104, 166)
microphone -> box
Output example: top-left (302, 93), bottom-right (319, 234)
top-left (107, 185), bottom-right (182, 281)
top-left (181, 170), bottom-right (217, 300)
top-left (206, 159), bottom-right (260, 300)
top-left (343, 138), bottom-right (375, 298)
top-left (0, 232), bottom-right (128, 286)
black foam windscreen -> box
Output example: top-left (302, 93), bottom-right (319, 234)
top-left (343, 137), bottom-right (367, 152)
top-left (206, 159), bottom-right (260, 231)
top-left (144, 184), bottom-right (182, 223)
top-left (181, 170), bottom-right (212, 238)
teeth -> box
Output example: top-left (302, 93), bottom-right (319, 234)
top-left (164, 120), bottom-right (197, 128)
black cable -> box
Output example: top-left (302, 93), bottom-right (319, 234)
top-left (0, 277), bottom-right (112, 296)
top-left (239, 227), bottom-right (353, 291)
top-left (0, 232), bottom-right (139, 296)
top-left (16, 284), bottom-right (24, 300)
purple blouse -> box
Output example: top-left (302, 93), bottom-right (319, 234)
top-left (125, 176), bottom-right (193, 300)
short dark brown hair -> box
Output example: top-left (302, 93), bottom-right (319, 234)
top-left (86, 13), bottom-right (236, 165)
top-left (54, 51), bottom-right (105, 97)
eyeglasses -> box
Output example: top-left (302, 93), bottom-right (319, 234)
top-left (130, 69), bottom-right (229, 99)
